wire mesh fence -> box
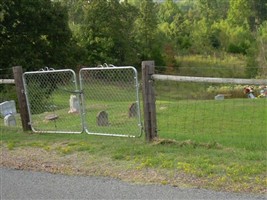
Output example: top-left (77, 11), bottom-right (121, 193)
top-left (79, 66), bottom-right (142, 137)
top-left (23, 69), bottom-right (83, 133)
top-left (153, 66), bottom-right (267, 149)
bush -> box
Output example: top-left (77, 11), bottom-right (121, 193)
top-left (0, 85), bottom-right (18, 109)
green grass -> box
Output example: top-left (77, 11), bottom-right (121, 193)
top-left (156, 98), bottom-right (266, 150)
top-left (1, 96), bottom-right (266, 194)
top-left (1, 125), bottom-right (266, 194)
top-left (175, 54), bottom-right (247, 78)
top-left (23, 82), bottom-right (142, 136)
top-left (1, 60), bottom-right (266, 194)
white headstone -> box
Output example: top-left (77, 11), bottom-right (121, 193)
top-left (68, 95), bottom-right (80, 113)
top-left (4, 114), bottom-right (16, 126)
top-left (0, 100), bottom-right (17, 117)
top-left (215, 94), bottom-right (224, 100)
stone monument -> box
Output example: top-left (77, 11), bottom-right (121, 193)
top-left (97, 111), bottom-right (109, 126)
top-left (68, 95), bottom-right (80, 113)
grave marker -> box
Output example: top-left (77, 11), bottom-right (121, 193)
top-left (45, 114), bottom-right (59, 121)
top-left (4, 114), bottom-right (16, 126)
top-left (0, 100), bottom-right (16, 117)
top-left (129, 102), bottom-right (137, 118)
top-left (68, 95), bottom-right (80, 113)
top-left (97, 111), bottom-right (109, 126)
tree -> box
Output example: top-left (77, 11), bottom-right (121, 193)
top-left (157, 0), bottom-right (180, 44)
top-left (187, 0), bottom-right (229, 52)
top-left (247, 0), bottom-right (267, 31)
top-left (0, 0), bottom-right (80, 73)
top-left (191, 18), bottom-right (212, 54)
top-left (227, 0), bottom-right (251, 28)
top-left (256, 21), bottom-right (267, 77)
top-left (133, 0), bottom-right (162, 63)
top-left (158, 0), bottom-right (180, 24)
top-left (246, 21), bottom-right (267, 78)
top-left (79, 0), bottom-right (138, 66)
top-left (127, 0), bottom-right (142, 7)
top-left (58, 0), bottom-right (86, 25)
top-left (195, 0), bottom-right (229, 23)
top-left (119, 1), bottom-right (140, 65)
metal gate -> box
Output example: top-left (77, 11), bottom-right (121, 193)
top-left (80, 65), bottom-right (142, 137)
top-left (23, 66), bottom-right (142, 137)
top-left (23, 68), bottom-right (83, 134)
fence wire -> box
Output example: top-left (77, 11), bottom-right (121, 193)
top-left (79, 66), bottom-right (142, 137)
top-left (153, 67), bottom-right (267, 149)
top-left (23, 69), bottom-right (83, 133)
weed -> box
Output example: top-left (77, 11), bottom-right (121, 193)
top-left (55, 146), bottom-right (73, 155)
top-left (7, 141), bottom-right (15, 150)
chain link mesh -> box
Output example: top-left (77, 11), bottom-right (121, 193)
top-left (23, 69), bottom-right (83, 133)
top-left (80, 67), bottom-right (142, 137)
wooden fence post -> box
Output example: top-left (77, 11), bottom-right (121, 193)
top-left (142, 61), bottom-right (157, 142)
top-left (12, 66), bottom-right (31, 131)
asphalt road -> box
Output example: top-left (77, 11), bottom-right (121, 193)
top-left (1, 168), bottom-right (266, 200)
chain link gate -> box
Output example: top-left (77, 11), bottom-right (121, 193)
top-left (79, 65), bottom-right (142, 137)
top-left (23, 68), bottom-right (83, 133)
top-left (23, 66), bottom-right (142, 137)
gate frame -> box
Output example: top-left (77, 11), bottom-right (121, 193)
top-left (79, 65), bottom-right (143, 138)
top-left (22, 66), bottom-right (143, 137)
top-left (23, 68), bottom-right (83, 134)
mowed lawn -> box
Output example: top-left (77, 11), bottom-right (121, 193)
top-left (1, 82), bottom-right (266, 194)
top-left (157, 98), bottom-right (266, 151)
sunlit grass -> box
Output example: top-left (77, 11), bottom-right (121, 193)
top-left (1, 124), bottom-right (266, 193)
top-left (157, 98), bottom-right (266, 151)
top-left (175, 54), bottom-right (246, 78)
top-left (1, 58), bottom-right (266, 193)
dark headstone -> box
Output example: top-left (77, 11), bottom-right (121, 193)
top-left (97, 111), bottom-right (109, 126)
top-left (129, 102), bottom-right (137, 118)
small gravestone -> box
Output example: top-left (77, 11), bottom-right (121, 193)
top-left (4, 114), bottom-right (16, 126)
top-left (68, 95), bottom-right (80, 114)
top-left (215, 94), bottom-right (224, 100)
top-left (0, 100), bottom-right (17, 117)
top-left (97, 111), bottom-right (109, 126)
top-left (128, 102), bottom-right (137, 118)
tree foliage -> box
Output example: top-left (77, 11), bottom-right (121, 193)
top-left (79, 0), bottom-right (138, 65)
top-left (0, 0), bottom-right (82, 74)
top-left (1, 0), bottom-right (267, 78)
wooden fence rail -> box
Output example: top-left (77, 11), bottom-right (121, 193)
top-left (0, 79), bottom-right (15, 84)
top-left (152, 74), bottom-right (267, 85)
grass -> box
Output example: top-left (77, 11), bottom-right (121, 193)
top-left (22, 81), bottom-right (142, 136)
top-left (1, 96), bottom-right (266, 194)
top-left (1, 58), bottom-right (266, 194)
top-left (156, 98), bottom-right (266, 150)
top-left (174, 54), bottom-right (247, 78)
top-left (1, 127), bottom-right (266, 194)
